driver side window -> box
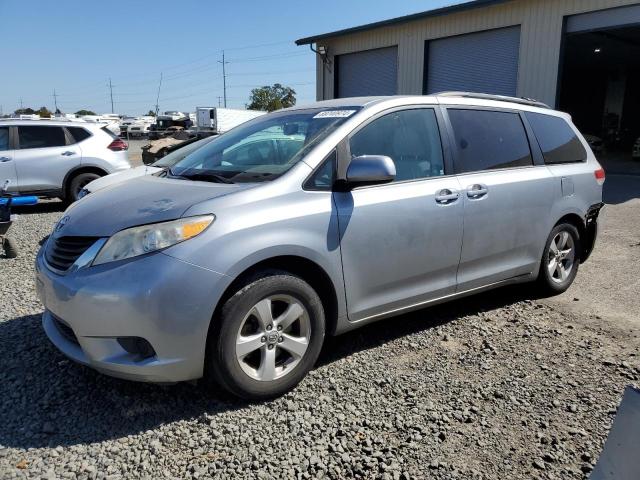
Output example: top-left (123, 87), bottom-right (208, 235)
top-left (349, 108), bottom-right (445, 182)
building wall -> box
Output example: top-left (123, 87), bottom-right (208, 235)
top-left (315, 0), bottom-right (640, 106)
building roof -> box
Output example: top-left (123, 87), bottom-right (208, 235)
top-left (295, 0), bottom-right (512, 45)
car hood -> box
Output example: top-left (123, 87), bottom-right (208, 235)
top-left (60, 174), bottom-right (251, 237)
top-left (85, 165), bottom-right (161, 193)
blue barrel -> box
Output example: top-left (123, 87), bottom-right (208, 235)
top-left (0, 196), bottom-right (39, 206)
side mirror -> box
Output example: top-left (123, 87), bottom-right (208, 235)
top-left (345, 155), bottom-right (396, 187)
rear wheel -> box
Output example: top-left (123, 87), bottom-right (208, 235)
top-left (207, 271), bottom-right (325, 400)
top-left (67, 172), bottom-right (100, 202)
top-left (537, 223), bottom-right (581, 295)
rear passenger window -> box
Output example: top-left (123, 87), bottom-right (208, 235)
top-left (67, 127), bottom-right (92, 144)
top-left (349, 108), bottom-right (445, 182)
top-left (525, 112), bottom-right (587, 164)
top-left (18, 126), bottom-right (66, 149)
top-left (448, 109), bottom-right (533, 174)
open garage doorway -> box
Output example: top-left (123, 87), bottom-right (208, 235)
top-left (558, 5), bottom-right (640, 174)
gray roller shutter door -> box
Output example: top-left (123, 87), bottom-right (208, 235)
top-left (426, 26), bottom-right (521, 96)
top-left (336, 46), bottom-right (398, 98)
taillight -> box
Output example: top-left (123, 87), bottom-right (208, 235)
top-left (594, 168), bottom-right (605, 185)
top-left (107, 138), bottom-right (128, 151)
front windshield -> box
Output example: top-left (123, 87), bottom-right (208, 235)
top-left (152, 136), bottom-right (216, 168)
top-left (169, 107), bottom-right (360, 183)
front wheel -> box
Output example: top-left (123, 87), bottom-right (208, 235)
top-left (207, 271), bottom-right (325, 400)
top-left (537, 223), bottom-right (581, 295)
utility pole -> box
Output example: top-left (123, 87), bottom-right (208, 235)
top-left (108, 78), bottom-right (114, 113)
top-left (217, 96), bottom-right (222, 107)
top-left (218, 51), bottom-right (229, 108)
top-left (19, 98), bottom-right (23, 110)
top-left (53, 89), bottom-right (59, 112)
top-left (154, 72), bottom-right (163, 117)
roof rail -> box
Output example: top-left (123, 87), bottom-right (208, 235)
top-left (435, 91), bottom-right (551, 109)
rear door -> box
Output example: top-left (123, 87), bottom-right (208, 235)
top-left (334, 107), bottom-right (464, 322)
top-left (443, 107), bottom-right (556, 291)
top-left (0, 126), bottom-right (18, 191)
top-left (13, 125), bottom-right (80, 192)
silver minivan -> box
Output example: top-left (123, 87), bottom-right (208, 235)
top-left (36, 94), bottom-right (604, 399)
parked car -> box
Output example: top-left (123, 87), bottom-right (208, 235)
top-left (633, 137), bottom-right (640, 160)
top-left (127, 123), bottom-right (151, 138)
top-left (78, 136), bottom-right (216, 199)
top-left (584, 134), bottom-right (604, 154)
top-left (36, 94), bottom-right (604, 400)
top-left (0, 119), bottom-right (130, 202)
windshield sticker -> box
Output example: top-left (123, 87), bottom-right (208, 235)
top-left (313, 110), bottom-right (357, 119)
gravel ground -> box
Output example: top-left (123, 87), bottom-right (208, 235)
top-left (1, 179), bottom-right (639, 479)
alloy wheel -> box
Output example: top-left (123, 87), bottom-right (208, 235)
top-left (547, 231), bottom-right (575, 284)
top-left (235, 295), bottom-right (310, 381)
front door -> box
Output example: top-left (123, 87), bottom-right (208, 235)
top-left (334, 107), bottom-right (464, 322)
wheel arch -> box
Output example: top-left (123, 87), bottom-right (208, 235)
top-left (210, 255), bottom-right (340, 340)
top-left (62, 166), bottom-right (109, 198)
top-left (553, 212), bottom-right (589, 262)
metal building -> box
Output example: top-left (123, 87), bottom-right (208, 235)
top-left (296, 0), bottom-right (640, 151)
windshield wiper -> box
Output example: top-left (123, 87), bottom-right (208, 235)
top-left (178, 172), bottom-right (235, 184)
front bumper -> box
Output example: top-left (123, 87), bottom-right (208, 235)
top-left (36, 248), bottom-right (229, 382)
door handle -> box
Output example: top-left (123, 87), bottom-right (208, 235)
top-left (435, 188), bottom-right (460, 204)
top-left (466, 184), bottom-right (488, 199)
top-left (61, 151), bottom-right (76, 156)
top-left (0, 156), bottom-right (11, 162)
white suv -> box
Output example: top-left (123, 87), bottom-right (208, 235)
top-left (0, 120), bottom-right (131, 202)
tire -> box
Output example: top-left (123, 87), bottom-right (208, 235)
top-left (3, 237), bottom-right (18, 258)
top-left (536, 223), bottom-right (581, 295)
top-left (67, 173), bottom-right (101, 202)
top-left (207, 270), bottom-right (325, 400)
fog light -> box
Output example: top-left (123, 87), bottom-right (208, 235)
top-left (117, 337), bottom-right (156, 359)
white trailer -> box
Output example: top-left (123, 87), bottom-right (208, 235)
top-left (196, 107), bottom-right (265, 136)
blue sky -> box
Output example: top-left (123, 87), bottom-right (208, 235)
top-left (0, 0), bottom-right (462, 116)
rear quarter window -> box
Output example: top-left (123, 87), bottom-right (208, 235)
top-left (66, 127), bottom-right (92, 144)
top-left (524, 112), bottom-right (587, 164)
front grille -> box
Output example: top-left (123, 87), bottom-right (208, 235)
top-left (45, 236), bottom-right (98, 272)
top-left (53, 316), bottom-right (79, 345)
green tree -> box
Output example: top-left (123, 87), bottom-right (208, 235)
top-left (36, 106), bottom-right (52, 118)
top-left (146, 110), bottom-right (156, 117)
top-left (75, 109), bottom-right (96, 116)
top-left (247, 83), bottom-right (296, 112)
top-left (14, 107), bottom-right (36, 116)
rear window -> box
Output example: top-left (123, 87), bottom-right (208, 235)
top-left (101, 126), bottom-right (118, 139)
top-left (525, 112), bottom-right (587, 164)
top-left (67, 127), bottom-right (92, 143)
top-left (18, 126), bottom-right (66, 149)
top-left (448, 109), bottom-right (533, 174)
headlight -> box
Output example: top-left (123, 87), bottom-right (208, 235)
top-left (93, 215), bottom-right (214, 266)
